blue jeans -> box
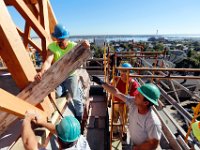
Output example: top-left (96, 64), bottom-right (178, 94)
top-left (56, 75), bottom-right (83, 118)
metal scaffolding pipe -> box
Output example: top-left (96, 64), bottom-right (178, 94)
top-left (114, 55), bottom-right (159, 58)
top-left (159, 71), bottom-right (200, 101)
top-left (129, 74), bottom-right (200, 80)
top-left (136, 65), bottom-right (193, 123)
top-left (153, 108), bottom-right (182, 150)
top-left (138, 57), bottom-right (200, 100)
top-left (111, 51), bottom-right (164, 55)
top-left (137, 77), bottom-right (193, 122)
top-left (116, 67), bottom-right (200, 72)
top-left (158, 84), bottom-right (193, 122)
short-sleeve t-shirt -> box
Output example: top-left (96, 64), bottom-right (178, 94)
top-left (65, 135), bottom-right (91, 150)
top-left (38, 135), bottom-right (90, 150)
top-left (125, 96), bottom-right (162, 145)
top-left (48, 41), bottom-right (77, 76)
top-left (48, 41), bottom-right (77, 62)
top-left (113, 77), bottom-right (139, 102)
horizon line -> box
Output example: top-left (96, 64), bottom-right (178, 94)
top-left (70, 33), bottom-right (200, 37)
top-left (31, 33), bottom-right (200, 39)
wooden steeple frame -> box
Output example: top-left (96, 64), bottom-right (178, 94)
top-left (0, 0), bottom-right (57, 148)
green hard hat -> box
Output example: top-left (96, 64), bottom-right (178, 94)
top-left (192, 121), bottom-right (200, 141)
top-left (56, 116), bottom-right (81, 142)
top-left (137, 83), bottom-right (160, 106)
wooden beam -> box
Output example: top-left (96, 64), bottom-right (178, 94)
top-left (0, 41), bottom-right (90, 141)
top-left (0, 89), bottom-right (47, 118)
top-left (47, 0), bottom-right (57, 34)
top-left (18, 41), bottom-right (91, 105)
top-left (4, 0), bottom-right (12, 6)
top-left (0, 0), bottom-right (36, 89)
top-left (10, 97), bottom-right (68, 150)
top-left (38, 95), bottom-right (55, 117)
top-left (0, 88), bottom-right (48, 149)
top-left (30, 0), bottom-right (38, 4)
top-left (24, 0), bottom-right (39, 17)
top-left (17, 27), bottom-right (42, 54)
top-left (10, 0), bottom-right (50, 41)
top-left (39, 0), bottom-right (50, 59)
top-left (5, 0), bottom-right (39, 16)
top-left (39, 0), bottom-right (50, 34)
top-left (23, 22), bottom-right (31, 49)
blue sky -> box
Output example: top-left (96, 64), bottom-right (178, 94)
top-left (8, 0), bottom-right (200, 35)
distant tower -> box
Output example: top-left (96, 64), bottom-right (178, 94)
top-left (156, 29), bottom-right (158, 37)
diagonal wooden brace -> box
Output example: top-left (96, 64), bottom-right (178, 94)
top-left (0, 89), bottom-right (47, 119)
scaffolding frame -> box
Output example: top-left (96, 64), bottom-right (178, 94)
top-left (104, 47), bottom-right (200, 149)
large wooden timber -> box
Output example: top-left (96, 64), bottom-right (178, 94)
top-left (17, 28), bottom-right (42, 54)
top-left (0, 41), bottom-right (91, 119)
top-left (6, 0), bottom-right (51, 41)
top-left (17, 41), bottom-right (91, 105)
top-left (0, 0), bottom-right (42, 137)
top-left (0, 89), bottom-right (47, 118)
top-left (47, 0), bottom-right (57, 33)
top-left (0, 0), bottom-right (63, 148)
top-left (0, 41), bottom-right (90, 133)
top-left (0, 41), bottom-right (91, 149)
top-left (0, 0), bottom-right (36, 89)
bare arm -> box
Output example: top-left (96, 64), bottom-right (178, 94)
top-left (34, 114), bottom-right (56, 134)
top-left (37, 121), bottom-right (56, 135)
top-left (22, 114), bottom-right (39, 150)
top-left (133, 139), bottom-right (159, 150)
top-left (35, 50), bottom-right (54, 81)
top-left (91, 76), bottom-right (129, 102)
top-left (102, 82), bottom-right (127, 102)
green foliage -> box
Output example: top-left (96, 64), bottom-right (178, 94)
top-left (90, 44), bottom-right (104, 58)
top-left (189, 54), bottom-right (200, 67)
top-left (187, 50), bottom-right (196, 57)
top-left (153, 42), bottom-right (164, 51)
top-left (178, 49), bottom-right (200, 69)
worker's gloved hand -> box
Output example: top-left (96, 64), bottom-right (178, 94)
top-left (91, 76), bottom-right (105, 85)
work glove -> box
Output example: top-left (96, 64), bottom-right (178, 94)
top-left (91, 75), bottom-right (105, 85)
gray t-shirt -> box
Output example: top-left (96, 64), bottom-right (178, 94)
top-left (125, 96), bottom-right (162, 145)
top-left (39, 135), bottom-right (90, 150)
top-left (66, 135), bottom-right (91, 150)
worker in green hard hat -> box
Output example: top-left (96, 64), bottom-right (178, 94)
top-left (91, 76), bottom-right (162, 150)
top-left (22, 111), bottom-right (90, 150)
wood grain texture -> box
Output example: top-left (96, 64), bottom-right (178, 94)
top-left (0, 89), bottom-right (47, 118)
top-left (0, 41), bottom-right (91, 136)
top-left (0, 0), bottom-right (36, 89)
top-left (18, 41), bottom-right (91, 105)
